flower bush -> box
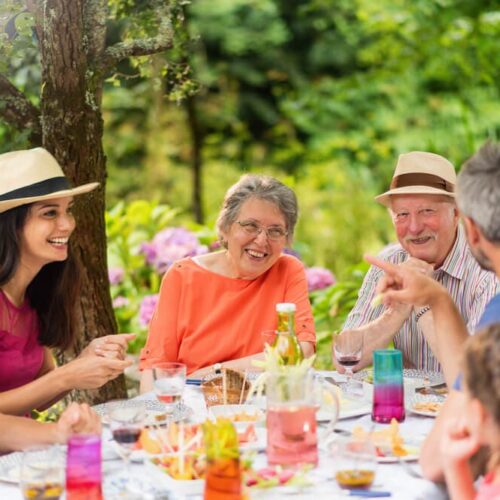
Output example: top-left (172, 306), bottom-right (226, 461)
top-left (106, 199), bottom-right (365, 368)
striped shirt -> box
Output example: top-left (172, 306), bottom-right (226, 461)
top-left (343, 224), bottom-right (500, 372)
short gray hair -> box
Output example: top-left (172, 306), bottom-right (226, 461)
top-left (216, 174), bottom-right (298, 247)
top-left (457, 141), bottom-right (500, 243)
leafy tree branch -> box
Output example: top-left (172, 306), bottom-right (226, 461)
top-left (96, 3), bottom-right (174, 77)
top-left (0, 73), bottom-right (41, 143)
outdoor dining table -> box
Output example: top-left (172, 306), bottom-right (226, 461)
top-left (0, 371), bottom-right (449, 499)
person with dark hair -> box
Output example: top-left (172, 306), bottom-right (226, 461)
top-left (365, 141), bottom-right (500, 482)
top-left (140, 174), bottom-right (315, 389)
top-left (0, 148), bottom-right (133, 415)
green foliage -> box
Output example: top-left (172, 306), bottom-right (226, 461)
top-left (106, 199), bottom-right (180, 351)
top-left (311, 262), bottom-right (369, 370)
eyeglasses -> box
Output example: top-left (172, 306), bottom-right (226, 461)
top-left (236, 220), bottom-right (288, 241)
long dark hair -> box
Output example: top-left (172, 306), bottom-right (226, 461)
top-left (0, 204), bottom-right (80, 351)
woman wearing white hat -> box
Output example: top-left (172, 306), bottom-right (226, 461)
top-left (0, 148), bottom-right (133, 415)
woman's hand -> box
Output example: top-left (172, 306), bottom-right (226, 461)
top-left (79, 333), bottom-right (135, 360)
top-left (59, 355), bottom-right (132, 390)
top-left (55, 402), bottom-right (101, 442)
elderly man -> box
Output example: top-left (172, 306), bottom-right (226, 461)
top-left (366, 141), bottom-right (500, 482)
top-left (336, 151), bottom-right (499, 372)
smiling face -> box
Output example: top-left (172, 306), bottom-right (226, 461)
top-left (390, 194), bottom-right (458, 267)
top-left (221, 197), bottom-right (287, 279)
top-left (19, 197), bottom-right (76, 271)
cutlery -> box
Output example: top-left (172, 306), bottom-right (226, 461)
top-left (415, 382), bottom-right (447, 396)
top-left (342, 489), bottom-right (391, 497)
top-left (186, 378), bottom-right (202, 386)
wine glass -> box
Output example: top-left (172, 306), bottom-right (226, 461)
top-left (153, 362), bottom-right (186, 414)
top-left (107, 401), bottom-right (146, 494)
top-left (333, 329), bottom-right (364, 394)
top-left (20, 446), bottom-right (65, 500)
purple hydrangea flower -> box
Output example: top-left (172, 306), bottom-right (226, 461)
top-left (112, 296), bottom-right (130, 309)
top-left (305, 266), bottom-right (336, 292)
top-left (283, 247), bottom-right (301, 260)
top-left (139, 294), bottom-right (159, 326)
top-left (140, 227), bottom-right (208, 274)
top-left (108, 267), bottom-right (125, 285)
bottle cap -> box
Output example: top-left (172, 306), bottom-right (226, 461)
top-left (276, 303), bottom-right (296, 312)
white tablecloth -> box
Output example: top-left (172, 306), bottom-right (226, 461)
top-left (0, 372), bottom-right (449, 499)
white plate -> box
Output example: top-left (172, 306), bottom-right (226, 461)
top-left (93, 399), bottom-right (192, 425)
top-left (354, 368), bottom-right (444, 385)
top-left (145, 455), bottom-right (204, 495)
top-left (317, 396), bottom-right (372, 422)
top-left (408, 394), bottom-right (444, 417)
top-left (376, 438), bottom-right (422, 463)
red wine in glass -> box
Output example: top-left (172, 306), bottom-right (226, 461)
top-left (334, 329), bottom-right (364, 394)
top-left (112, 428), bottom-right (141, 448)
top-left (337, 355), bottom-right (362, 368)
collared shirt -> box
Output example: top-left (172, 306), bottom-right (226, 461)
top-left (343, 225), bottom-right (500, 372)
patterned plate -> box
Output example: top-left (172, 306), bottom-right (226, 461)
top-left (93, 398), bottom-right (192, 425)
top-left (354, 368), bottom-right (444, 385)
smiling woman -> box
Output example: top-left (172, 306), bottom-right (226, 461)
top-left (139, 174), bottom-right (316, 386)
top-left (0, 148), bottom-right (133, 417)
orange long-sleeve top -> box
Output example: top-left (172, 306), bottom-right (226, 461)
top-left (139, 254), bottom-right (315, 375)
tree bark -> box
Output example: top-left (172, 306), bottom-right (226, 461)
top-left (32, 0), bottom-right (126, 403)
top-left (0, 0), bottom-right (181, 404)
top-left (185, 94), bottom-right (204, 224)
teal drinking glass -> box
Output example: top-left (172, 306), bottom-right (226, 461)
top-left (371, 349), bottom-right (405, 423)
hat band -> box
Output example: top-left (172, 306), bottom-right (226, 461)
top-left (0, 176), bottom-right (70, 201)
top-left (390, 173), bottom-right (454, 193)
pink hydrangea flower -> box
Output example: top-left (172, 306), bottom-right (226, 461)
top-left (112, 296), bottom-right (130, 309)
top-left (108, 267), bottom-right (125, 285)
top-left (140, 227), bottom-right (208, 274)
top-left (139, 294), bottom-right (159, 326)
top-left (305, 266), bottom-right (335, 291)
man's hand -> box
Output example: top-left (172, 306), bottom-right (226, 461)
top-left (401, 256), bottom-right (434, 277)
top-left (366, 255), bottom-right (448, 309)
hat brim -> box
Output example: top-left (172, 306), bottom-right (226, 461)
top-left (0, 182), bottom-right (99, 214)
top-left (375, 186), bottom-right (456, 207)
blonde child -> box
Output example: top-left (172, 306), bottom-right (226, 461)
top-left (442, 324), bottom-right (500, 499)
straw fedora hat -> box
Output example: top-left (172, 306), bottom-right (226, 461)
top-left (0, 148), bottom-right (99, 214)
top-left (375, 151), bottom-right (456, 207)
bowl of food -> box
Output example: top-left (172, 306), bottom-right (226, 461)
top-left (146, 452), bottom-right (205, 495)
top-left (201, 369), bottom-right (251, 407)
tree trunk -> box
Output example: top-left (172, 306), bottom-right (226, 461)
top-left (33, 0), bottom-right (126, 403)
top-left (185, 94), bottom-right (204, 224)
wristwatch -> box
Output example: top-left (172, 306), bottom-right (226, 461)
top-left (415, 306), bottom-right (431, 322)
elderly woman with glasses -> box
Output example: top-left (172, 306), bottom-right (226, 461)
top-left (139, 174), bottom-right (315, 387)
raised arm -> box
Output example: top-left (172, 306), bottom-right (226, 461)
top-left (365, 255), bottom-right (468, 386)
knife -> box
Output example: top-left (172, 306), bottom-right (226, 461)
top-left (343, 490), bottom-right (391, 497)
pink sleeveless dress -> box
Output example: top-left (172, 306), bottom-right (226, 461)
top-left (0, 289), bottom-right (45, 392)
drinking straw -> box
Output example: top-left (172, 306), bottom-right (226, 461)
top-left (223, 369), bottom-right (227, 406)
top-left (151, 425), bottom-right (174, 454)
top-left (239, 370), bottom-right (248, 405)
top-left (179, 423), bottom-right (185, 476)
